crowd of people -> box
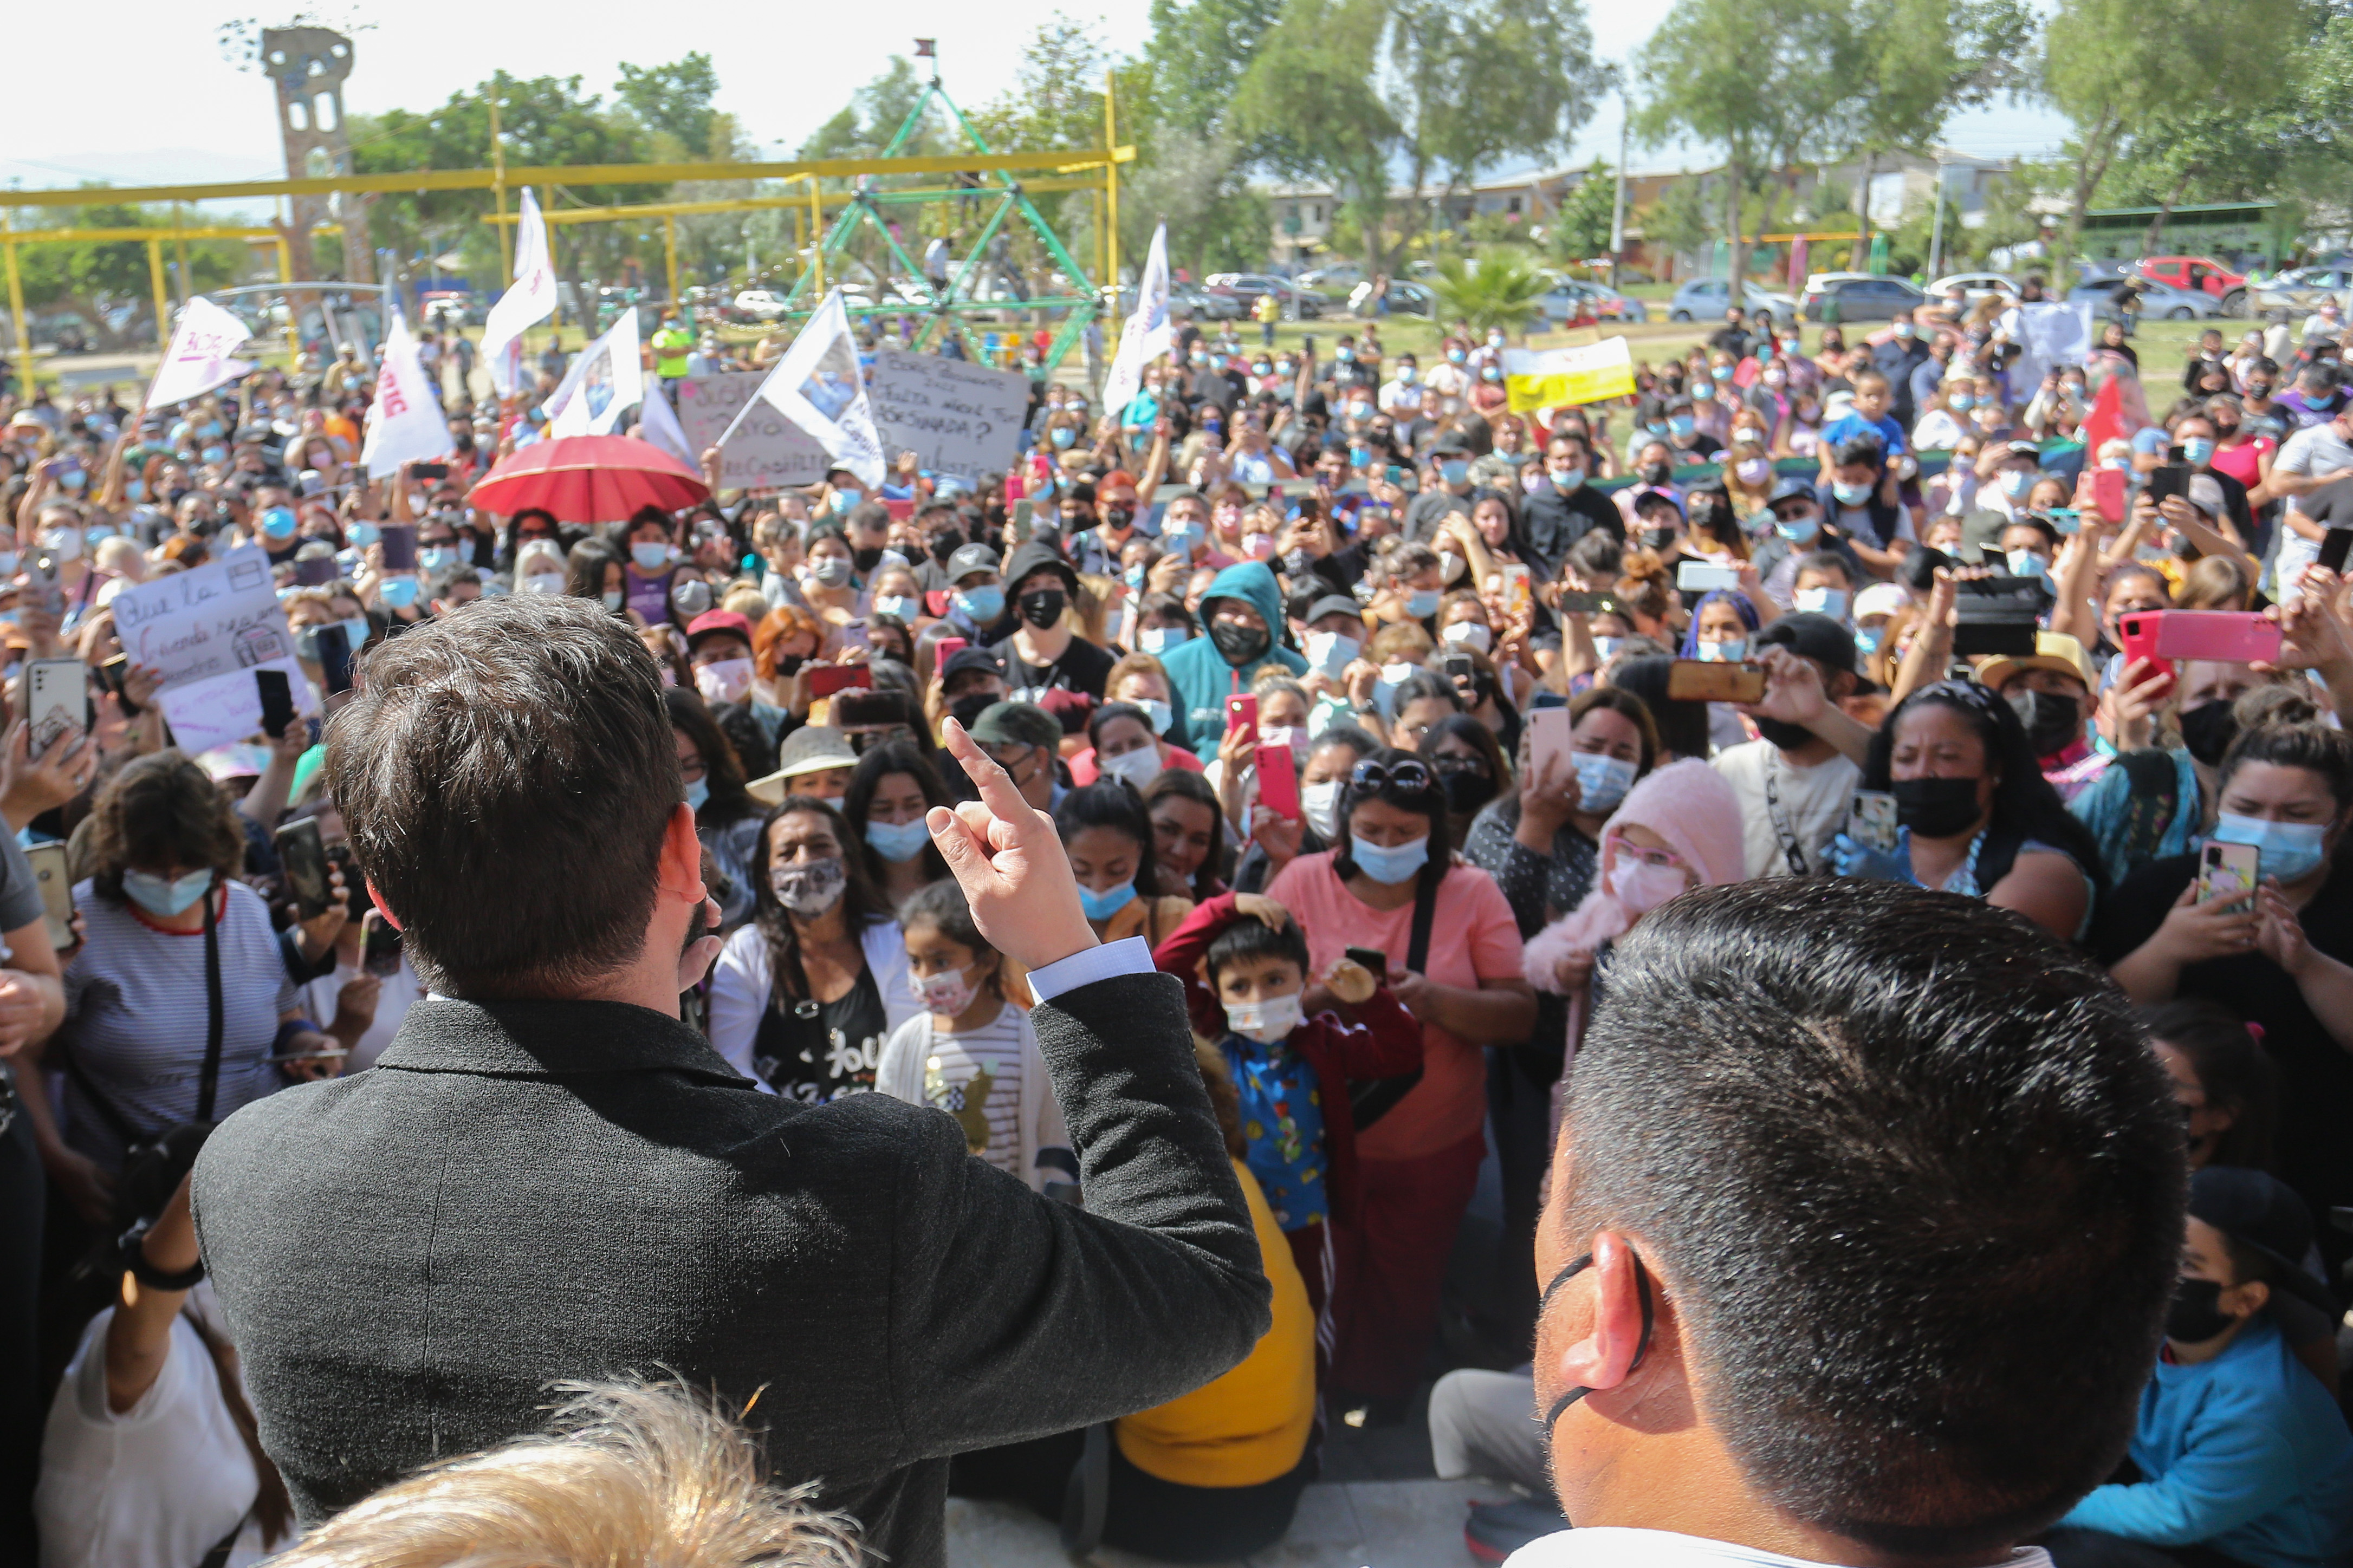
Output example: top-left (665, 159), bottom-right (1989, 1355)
top-left (1, 265), bottom-right (2351, 1568)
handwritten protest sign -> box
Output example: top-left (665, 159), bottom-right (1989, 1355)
top-left (678, 373), bottom-right (832, 489)
top-left (112, 545), bottom-right (317, 751)
top-left (866, 350), bottom-right (1031, 477)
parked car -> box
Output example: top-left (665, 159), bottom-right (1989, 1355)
top-left (2248, 264), bottom-right (2353, 319)
top-left (1203, 272), bottom-right (1322, 320)
top-left (1168, 282), bottom-right (1245, 321)
top-left (1667, 277), bottom-right (1799, 322)
top-left (1799, 272), bottom-right (1928, 322)
top-left (2135, 256), bottom-right (2250, 317)
top-left (1348, 278), bottom-right (1437, 317)
top-left (1296, 262), bottom-right (1365, 294)
top-left (1924, 271), bottom-right (2019, 304)
top-left (1538, 278), bottom-right (1650, 325)
top-left (2070, 276), bottom-right (2228, 322)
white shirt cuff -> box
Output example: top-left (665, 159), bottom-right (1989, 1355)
top-left (1026, 936), bottom-right (1155, 1005)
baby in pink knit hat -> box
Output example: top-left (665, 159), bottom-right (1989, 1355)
top-left (1523, 757), bottom-right (1748, 1053)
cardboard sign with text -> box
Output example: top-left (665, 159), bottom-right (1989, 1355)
top-left (111, 544), bottom-right (318, 751)
top-left (678, 372), bottom-right (833, 490)
top-left (866, 350), bottom-right (1031, 477)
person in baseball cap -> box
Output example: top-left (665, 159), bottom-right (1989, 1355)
top-left (963, 700), bottom-right (1065, 812)
top-left (2052, 1165), bottom-right (2353, 1568)
top-left (1713, 611), bottom-right (1866, 879)
top-left (684, 609), bottom-right (758, 706)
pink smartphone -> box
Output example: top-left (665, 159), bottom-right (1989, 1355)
top-left (2115, 611), bottom-right (2173, 688)
top-left (1529, 706), bottom-right (1573, 783)
top-left (2151, 610), bottom-right (2282, 665)
top-left (1226, 693), bottom-right (1259, 745)
top-left (1257, 742), bottom-right (1301, 820)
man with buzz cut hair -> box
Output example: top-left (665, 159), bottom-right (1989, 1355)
top-left (1509, 877), bottom-right (2186, 1568)
top-left (191, 595), bottom-right (1270, 1568)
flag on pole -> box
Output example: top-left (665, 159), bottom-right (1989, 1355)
top-left (360, 310), bottom-right (450, 478)
top-left (634, 379), bottom-right (700, 470)
top-left (1099, 223), bottom-right (1170, 422)
top-left (715, 289), bottom-right (884, 487)
top-left (483, 188), bottom-right (558, 398)
top-left (544, 307), bottom-right (645, 439)
top-left (144, 297), bottom-right (254, 411)
top-left (1502, 337), bottom-right (1636, 415)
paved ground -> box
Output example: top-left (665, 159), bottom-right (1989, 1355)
top-left (945, 1477), bottom-right (1506, 1568)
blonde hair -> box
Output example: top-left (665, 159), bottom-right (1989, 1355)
top-left (269, 1381), bottom-right (861, 1568)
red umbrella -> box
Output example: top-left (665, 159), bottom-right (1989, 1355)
top-left (468, 434), bottom-right (710, 523)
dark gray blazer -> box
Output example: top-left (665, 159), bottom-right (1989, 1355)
top-left (191, 971), bottom-right (1269, 1568)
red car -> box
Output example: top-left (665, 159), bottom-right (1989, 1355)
top-left (2135, 256), bottom-right (2250, 315)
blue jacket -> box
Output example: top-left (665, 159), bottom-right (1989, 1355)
top-left (2060, 1314), bottom-right (2353, 1568)
top-left (1159, 561), bottom-right (1308, 751)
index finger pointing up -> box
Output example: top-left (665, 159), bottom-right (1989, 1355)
top-left (938, 718), bottom-right (1038, 840)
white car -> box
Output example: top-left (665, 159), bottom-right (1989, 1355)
top-left (1926, 272), bottom-right (2020, 303)
top-left (734, 290), bottom-right (789, 320)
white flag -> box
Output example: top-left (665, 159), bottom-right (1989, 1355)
top-left (716, 289), bottom-right (883, 487)
top-left (483, 188), bottom-right (558, 398)
top-left (633, 381), bottom-right (699, 470)
top-left (1099, 222), bottom-right (1171, 420)
top-left (144, 297), bottom-right (254, 412)
top-left (545, 307), bottom-right (644, 439)
top-left (360, 310), bottom-right (450, 478)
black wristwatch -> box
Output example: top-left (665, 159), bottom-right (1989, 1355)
top-left (117, 1219), bottom-right (205, 1292)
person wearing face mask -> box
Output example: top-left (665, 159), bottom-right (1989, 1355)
top-left (706, 796), bottom-right (917, 1100)
top-left (1521, 433), bottom-right (1624, 578)
top-left (1404, 437), bottom-right (1480, 543)
top-left (618, 506), bottom-right (681, 626)
top-left (1661, 396), bottom-right (1720, 465)
top-left (2101, 691), bottom-right (2353, 1252)
top-left (14, 753), bottom-right (337, 1249)
top-left (992, 543), bottom-right (1116, 700)
top-left (1831, 678), bottom-right (2105, 941)
top-left (1263, 752), bottom-right (1533, 1418)
top-left (1751, 478), bottom-right (1864, 609)
top-left (1073, 700), bottom-right (1205, 790)
top-left (1975, 633), bottom-right (2109, 802)
top-left (667, 690), bottom-right (765, 935)
top-left (2046, 1167), bottom-right (2353, 1568)
top-left (1703, 613), bottom-right (1866, 878)
top-left (1159, 561), bottom-right (1309, 750)
top-left (1870, 309), bottom-right (1932, 428)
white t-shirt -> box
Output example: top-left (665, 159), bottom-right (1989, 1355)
top-left (300, 957), bottom-right (425, 1072)
top-left (878, 1003), bottom-right (1030, 1177)
top-left (1713, 739), bottom-right (1862, 879)
top-left (36, 1301), bottom-right (270, 1568)
top-left (1507, 1526), bottom-right (2054, 1568)
top-left (2273, 419), bottom-right (2353, 593)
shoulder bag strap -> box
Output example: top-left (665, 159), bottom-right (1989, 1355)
top-left (194, 885), bottom-right (225, 1124)
top-left (1350, 874), bottom-right (1440, 1133)
top-left (1406, 871), bottom-right (1438, 975)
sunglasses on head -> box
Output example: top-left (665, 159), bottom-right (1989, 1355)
top-left (1350, 758), bottom-right (1435, 792)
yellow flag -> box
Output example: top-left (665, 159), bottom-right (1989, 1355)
top-left (1505, 336), bottom-right (1635, 415)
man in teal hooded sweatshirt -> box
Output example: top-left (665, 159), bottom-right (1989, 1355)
top-left (1160, 560), bottom-right (1309, 752)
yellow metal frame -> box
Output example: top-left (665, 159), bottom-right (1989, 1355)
top-left (2, 222), bottom-right (297, 376)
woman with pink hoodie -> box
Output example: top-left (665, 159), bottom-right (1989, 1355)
top-left (1523, 757), bottom-right (1749, 1060)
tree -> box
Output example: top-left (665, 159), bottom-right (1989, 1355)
top-left (1138, 0), bottom-right (1287, 272)
top-left (797, 57), bottom-right (949, 160)
top-left (1547, 160), bottom-right (1619, 262)
top-left (1233, 0), bottom-right (1401, 275)
top-left (1632, 0), bottom-right (1863, 295)
top-left (1429, 251), bottom-right (1547, 336)
top-left (615, 53), bottom-right (721, 158)
top-left (1645, 173), bottom-right (1718, 271)
top-left (1146, 0), bottom-right (1287, 146)
top-left (2041, 0), bottom-right (2293, 263)
top-left (16, 203), bottom-right (248, 350)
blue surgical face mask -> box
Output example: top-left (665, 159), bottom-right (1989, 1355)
top-left (419, 546), bottom-right (454, 574)
top-left (1078, 879), bottom-right (1140, 921)
top-left (1668, 416), bottom-right (1695, 439)
top-left (955, 585), bottom-right (1006, 623)
top-left (125, 479), bottom-right (147, 502)
top-left (865, 817), bottom-right (934, 863)
top-left (85, 526), bottom-right (116, 550)
top-left (341, 615), bottom-right (371, 653)
top-left (1831, 480), bottom-right (1871, 507)
top-left (1948, 393), bottom-right (1975, 412)
top-left (1162, 519), bottom-right (1205, 554)
top-left (2182, 437), bottom-right (2216, 467)
top-left (1440, 459), bottom-right (1470, 486)
top-left (2211, 811), bottom-right (2331, 883)
top-left (260, 506), bottom-right (297, 540)
top-left (1307, 630), bottom-right (1360, 676)
top-left (1697, 636), bottom-right (1747, 662)
top-left (873, 594), bottom-right (916, 621)
top-left (1855, 625), bottom-right (1884, 656)
top-left (1777, 511), bottom-right (1823, 543)
top-left (200, 444), bottom-right (228, 465)
top-left (122, 867), bottom-right (213, 918)
top-left (379, 575), bottom-right (420, 608)
top-left (1139, 625), bottom-right (1189, 654)
top-left (602, 590), bottom-right (625, 612)
top-left (1349, 833), bottom-right (1430, 886)
top-left (684, 777), bottom-right (711, 811)
top-left (2000, 470), bottom-right (2034, 499)
top-left (1794, 587), bottom-right (1848, 620)
top-left (1051, 427), bottom-right (1078, 448)
top-left (1571, 752), bottom-right (1637, 815)
top-left (349, 521), bottom-right (381, 548)
top-left (2006, 549), bottom-right (2050, 581)
top-left (631, 542), bottom-right (672, 572)
top-left (1591, 635), bottom-right (1624, 660)
top-left (1406, 587), bottom-right (1442, 620)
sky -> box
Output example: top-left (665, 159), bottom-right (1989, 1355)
top-left (4, 1), bottom-right (2071, 204)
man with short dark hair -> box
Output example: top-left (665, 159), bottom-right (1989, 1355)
top-left (191, 597), bottom-right (1269, 1568)
top-left (1509, 877), bottom-right (2183, 1568)
top-left (1523, 433), bottom-right (1625, 578)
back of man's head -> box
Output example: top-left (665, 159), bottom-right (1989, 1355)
top-left (1557, 879), bottom-right (2181, 1556)
top-left (327, 596), bottom-right (678, 999)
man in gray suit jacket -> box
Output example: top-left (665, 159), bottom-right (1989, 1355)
top-left (191, 596), bottom-right (1270, 1568)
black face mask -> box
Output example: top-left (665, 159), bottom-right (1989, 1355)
top-left (1102, 504), bottom-right (1135, 532)
top-left (2009, 688), bottom-right (2080, 758)
top-left (1018, 588), bottom-right (1067, 629)
top-left (929, 530), bottom-right (963, 564)
top-left (853, 545), bottom-right (884, 573)
top-left (2165, 1276), bottom-right (2237, 1343)
top-left (1640, 460), bottom-right (1673, 487)
top-left (1892, 776), bottom-right (1985, 839)
top-left (1641, 525), bottom-right (1678, 551)
top-left (2180, 699), bottom-right (2238, 766)
top-left (1752, 715), bottom-right (1818, 752)
top-left (1440, 765), bottom-right (1498, 815)
top-left (1208, 618), bottom-right (1271, 667)
top-left (949, 690), bottom-right (999, 731)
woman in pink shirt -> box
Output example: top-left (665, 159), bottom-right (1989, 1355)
top-left (1264, 750), bottom-right (1532, 1413)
